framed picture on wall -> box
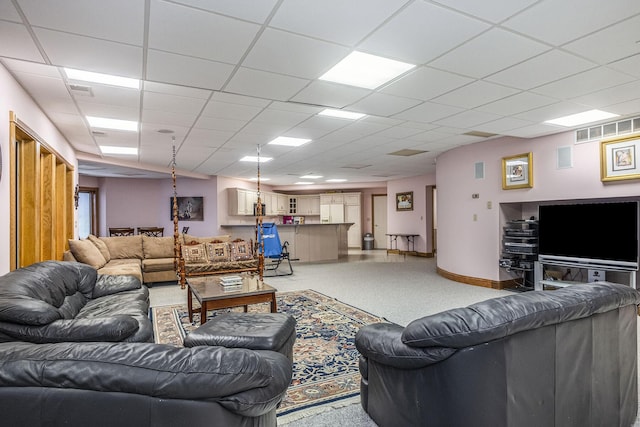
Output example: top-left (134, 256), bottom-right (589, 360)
top-left (171, 196), bottom-right (204, 221)
top-left (502, 152), bottom-right (533, 190)
top-left (601, 134), bottom-right (640, 182)
top-left (396, 191), bottom-right (413, 211)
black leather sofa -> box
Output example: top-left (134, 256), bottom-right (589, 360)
top-left (356, 282), bottom-right (640, 427)
top-left (0, 261), bottom-right (294, 426)
top-left (0, 260), bottom-right (152, 343)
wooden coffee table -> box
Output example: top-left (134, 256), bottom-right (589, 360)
top-left (186, 275), bottom-right (277, 324)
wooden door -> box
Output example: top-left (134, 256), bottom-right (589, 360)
top-left (372, 194), bottom-right (387, 249)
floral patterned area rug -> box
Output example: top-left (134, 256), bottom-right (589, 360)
top-left (151, 289), bottom-right (386, 423)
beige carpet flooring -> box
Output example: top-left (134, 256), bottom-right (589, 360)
top-left (148, 250), bottom-right (640, 426)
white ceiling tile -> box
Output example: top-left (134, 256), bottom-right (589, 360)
top-left (532, 67), bottom-right (635, 100)
top-left (268, 101), bottom-right (322, 115)
top-left (294, 116), bottom-right (353, 133)
top-left (433, 110), bottom-right (502, 128)
top-left (224, 67), bottom-right (310, 101)
top-left (33, 28), bottom-right (142, 77)
top-left (376, 125), bottom-right (425, 139)
top-left (18, 0), bottom-right (144, 45)
top-left (571, 81), bottom-right (640, 109)
top-left (146, 50), bottom-right (234, 90)
top-left (563, 15), bottom-right (640, 65)
top-left (502, 0), bottom-right (640, 46)
top-left (201, 100), bottom-right (263, 121)
top-left (473, 117), bottom-right (535, 133)
top-left (75, 100), bottom-right (139, 121)
top-left (477, 91), bottom-right (557, 116)
top-left (211, 91), bottom-right (271, 108)
top-left (486, 50), bottom-right (597, 90)
top-left (392, 102), bottom-right (464, 123)
top-left (429, 28), bottom-right (550, 78)
top-left (170, 0), bottom-right (279, 23)
top-left (143, 92), bottom-right (207, 115)
top-left (183, 128), bottom-right (233, 147)
top-left (432, 81), bottom-right (520, 109)
top-left (253, 108), bottom-right (310, 127)
top-left (381, 66), bottom-right (473, 100)
top-left (141, 109), bottom-right (199, 127)
top-left (349, 93), bottom-right (422, 116)
top-left (243, 29), bottom-right (349, 79)
top-left (194, 116), bottom-right (247, 132)
top-left (432, 0), bottom-right (537, 23)
top-left (502, 123), bottom-right (564, 138)
top-left (143, 81), bottom-right (211, 99)
top-left (513, 101), bottom-right (594, 123)
top-left (605, 98), bottom-right (640, 116)
top-left (290, 80), bottom-right (371, 108)
top-left (77, 85), bottom-right (140, 109)
top-left (270, 0), bottom-right (408, 45)
top-left (0, 22), bottom-right (44, 62)
top-left (359, 1), bottom-right (489, 64)
top-left (0, 0), bottom-right (22, 21)
top-left (1, 59), bottom-right (59, 77)
top-left (10, 72), bottom-right (69, 99)
top-left (148, 0), bottom-right (260, 63)
top-left (609, 54), bottom-right (640, 78)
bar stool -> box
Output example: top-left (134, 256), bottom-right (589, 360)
top-left (138, 227), bottom-right (164, 237)
top-left (109, 227), bottom-right (135, 236)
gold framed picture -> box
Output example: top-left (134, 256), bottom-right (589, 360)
top-left (600, 134), bottom-right (640, 182)
top-left (502, 152), bottom-right (533, 190)
top-left (396, 191), bottom-right (413, 211)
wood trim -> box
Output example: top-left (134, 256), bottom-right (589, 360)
top-left (437, 266), bottom-right (508, 289)
top-left (9, 112), bottom-right (17, 270)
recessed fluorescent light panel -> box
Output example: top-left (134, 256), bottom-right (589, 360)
top-left (87, 116), bottom-right (138, 132)
top-left (318, 109), bottom-right (366, 120)
top-left (319, 51), bottom-right (416, 89)
top-left (250, 177), bottom-right (270, 181)
top-left (545, 110), bottom-right (619, 127)
top-left (240, 156), bottom-right (273, 163)
top-left (99, 146), bottom-right (138, 155)
top-left (268, 137), bottom-right (312, 147)
top-left (300, 175), bottom-right (323, 179)
top-left (65, 68), bottom-right (140, 89)
top-left (295, 182), bottom-right (313, 185)
top-left (326, 179), bottom-right (347, 182)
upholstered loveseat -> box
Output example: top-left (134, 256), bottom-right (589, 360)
top-left (356, 282), bottom-right (640, 427)
top-left (0, 261), bottom-right (152, 343)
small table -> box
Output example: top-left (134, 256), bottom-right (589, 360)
top-left (186, 275), bottom-right (277, 324)
top-left (386, 233), bottom-right (419, 255)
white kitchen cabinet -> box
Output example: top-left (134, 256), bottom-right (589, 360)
top-left (297, 195), bottom-right (320, 215)
top-left (276, 194), bottom-right (288, 214)
top-left (227, 188), bottom-right (258, 216)
top-left (321, 204), bottom-right (344, 223)
top-left (320, 193), bottom-right (344, 205)
top-left (345, 204), bottom-right (361, 248)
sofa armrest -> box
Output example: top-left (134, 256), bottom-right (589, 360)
top-left (0, 341), bottom-right (292, 417)
top-left (355, 322), bottom-right (456, 369)
top-left (93, 274), bottom-right (141, 298)
top-left (0, 316), bottom-right (139, 343)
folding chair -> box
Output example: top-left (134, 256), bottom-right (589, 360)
top-left (258, 223), bottom-right (293, 276)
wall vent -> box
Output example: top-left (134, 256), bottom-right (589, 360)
top-left (576, 116), bottom-right (640, 143)
top-left (557, 146), bottom-right (572, 169)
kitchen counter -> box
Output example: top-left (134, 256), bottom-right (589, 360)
top-left (220, 223), bottom-right (354, 262)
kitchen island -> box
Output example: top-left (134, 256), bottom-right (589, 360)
top-left (220, 223), bottom-right (354, 263)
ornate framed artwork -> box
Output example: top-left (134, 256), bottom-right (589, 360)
top-left (502, 152), bottom-right (533, 190)
top-left (171, 196), bottom-right (204, 221)
top-left (396, 191), bottom-right (413, 211)
top-left (600, 134), bottom-right (640, 182)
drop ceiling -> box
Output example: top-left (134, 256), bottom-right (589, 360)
top-left (1, 0), bottom-right (640, 186)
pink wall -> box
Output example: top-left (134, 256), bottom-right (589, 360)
top-left (386, 174), bottom-right (436, 254)
top-left (0, 64), bottom-right (77, 274)
top-left (436, 131), bottom-right (640, 282)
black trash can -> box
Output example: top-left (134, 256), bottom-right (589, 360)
top-left (363, 233), bottom-right (374, 250)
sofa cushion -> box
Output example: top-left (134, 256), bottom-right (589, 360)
top-left (68, 239), bottom-right (107, 269)
top-left (142, 235), bottom-right (175, 259)
top-left (230, 240), bottom-right (253, 261)
top-left (87, 234), bottom-right (111, 263)
top-left (182, 243), bottom-right (208, 264)
top-left (205, 242), bottom-right (230, 262)
top-left (100, 236), bottom-right (144, 260)
top-left (142, 258), bottom-right (175, 273)
top-left (93, 274), bottom-right (142, 299)
top-left (97, 262), bottom-right (143, 284)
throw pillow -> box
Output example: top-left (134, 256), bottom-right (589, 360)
top-left (142, 235), bottom-right (174, 259)
top-left (205, 242), bottom-right (230, 263)
top-left (87, 234), bottom-right (111, 262)
top-left (68, 239), bottom-right (107, 269)
top-left (182, 243), bottom-right (208, 264)
top-left (230, 240), bottom-right (253, 261)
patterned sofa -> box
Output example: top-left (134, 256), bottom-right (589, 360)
top-left (178, 234), bottom-right (259, 288)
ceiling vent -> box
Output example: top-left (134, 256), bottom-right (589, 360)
top-left (341, 164), bottom-right (371, 169)
top-left (464, 131), bottom-right (498, 138)
top-left (91, 130), bottom-right (107, 137)
top-left (69, 84), bottom-right (93, 97)
top-left (387, 149), bottom-right (427, 156)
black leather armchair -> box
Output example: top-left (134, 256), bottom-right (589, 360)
top-left (356, 282), bottom-right (640, 427)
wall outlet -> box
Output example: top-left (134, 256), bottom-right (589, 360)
top-left (473, 214), bottom-right (477, 221)
top-left (487, 201), bottom-right (492, 209)
top-left (472, 193), bottom-right (479, 199)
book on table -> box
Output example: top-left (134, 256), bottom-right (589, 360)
top-left (220, 276), bottom-right (243, 286)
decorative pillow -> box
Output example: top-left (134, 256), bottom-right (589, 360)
top-left (205, 242), bottom-right (230, 263)
top-left (181, 243), bottom-right (208, 264)
top-left (230, 240), bottom-right (254, 261)
top-left (87, 234), bottom-right (111, 263)
top-left (68, 239), bottom-right (107, 269)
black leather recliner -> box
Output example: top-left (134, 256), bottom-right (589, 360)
top-left (356, 282), bottom-right (640, 427)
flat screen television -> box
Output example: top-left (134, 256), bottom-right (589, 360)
top-left (538, 201), bottom-right (639, 271)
